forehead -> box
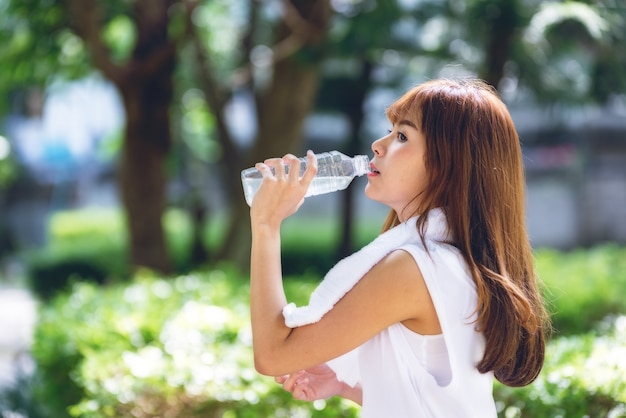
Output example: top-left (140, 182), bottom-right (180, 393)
top-left (386, 92), bottom-right (423, 127)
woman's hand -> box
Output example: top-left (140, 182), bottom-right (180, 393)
top-left (275, 363), bottom-right (357, 403)
top-left (250, 151), bottom-right (317, 228)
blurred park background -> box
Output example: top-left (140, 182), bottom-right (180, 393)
top-left (0, 0), bottom-right (625, 417)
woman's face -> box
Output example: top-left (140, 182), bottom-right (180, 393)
top-left (365, 117), bottom-right (429, 220)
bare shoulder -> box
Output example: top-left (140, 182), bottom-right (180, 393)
top-left (366, 249), bottom-right (441, 334)
top-left (310, 248), bottom-right (439, 341)
top-left (373, 249), bottom-right (423, 280)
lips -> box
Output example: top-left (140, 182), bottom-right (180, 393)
top-left (369, 163), bottom-right (380, 174)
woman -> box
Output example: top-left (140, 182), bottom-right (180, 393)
top-left (248, 78), bottom-right (550, 417)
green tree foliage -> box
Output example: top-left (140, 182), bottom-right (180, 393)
top-left (0, 0), bottom-right (335, 270)
top-left (1, 0), bottom-right (623, 271)
top-left (512, 0), bottom-right (626, 104)
top-left (0, 1), bottom-right (89, 115)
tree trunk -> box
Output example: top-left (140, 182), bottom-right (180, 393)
top-left (215, 0), bottom-right (332, 267)
top-left (118, 84), bottom-right (172, 273)
top-left (338, 59), bottom-right (373, 259)
top-left (480, 0), bottom-right (521, 88)
top-left (64, 0), bottom-right (177, 273)
top-left (116, 0), bottom-right (177, 273)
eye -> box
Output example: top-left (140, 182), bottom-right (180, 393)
top-left (387, 129), bottom-right (408, 142)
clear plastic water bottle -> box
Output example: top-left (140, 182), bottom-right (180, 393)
top-left (241, 151), bottom-right (370, 206)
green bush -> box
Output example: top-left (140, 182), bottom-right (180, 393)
top-left (24, 208), bottom-right (195, 299)
top-left (495, 315), bottom-right (626, 418)
top-left (535, 244), bottom-right (626, 335)
top-left (28, 258), bottom-right (109, 300)
top-left (25, 259), bottom-right (626, 418)
top-left (30, 267), bottom-right (358, 418)
top-left (24, 208), bottom-right (129, 300)
top-left (22, 207), bottom-right (626, 416)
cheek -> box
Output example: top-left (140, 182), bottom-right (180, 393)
top-left (401, 175), bottom-right (426, 197)
top-left (400, 161), bottom-right (428, 193)
top-left (413, 156), bottom-right (429, 192)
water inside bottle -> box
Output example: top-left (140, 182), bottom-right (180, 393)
top-left (304, 176), bottom-right (354, 196)
top-left (241, 175), bottom-right (354, 206)
top-left (241, 152), bottom-right (370, 206)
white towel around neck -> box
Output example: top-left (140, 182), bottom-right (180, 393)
top-left (282, 208), bottom-right (451, 328)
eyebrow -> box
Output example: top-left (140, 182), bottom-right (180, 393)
top-left (397, 119), bottom-right (417, 129)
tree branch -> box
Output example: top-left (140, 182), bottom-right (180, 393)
top-left (232, 0), bottom-right (331, 87)
top-left (64, 0), bottom-right (123, 83)
top-left (129, 0), bottom-right (177, 80)
top-left (182, 0), bottom-right (239, 162)
top-left (282, 0), bottom-right (329, 42)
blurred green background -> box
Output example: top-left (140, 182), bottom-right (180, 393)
top-left (0, 0), bottom-right (625, 417)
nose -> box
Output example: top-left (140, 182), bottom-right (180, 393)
top-left (371, 136), bottom-right (385, 156)
top-left (372, 138), bottom-right (382, 156)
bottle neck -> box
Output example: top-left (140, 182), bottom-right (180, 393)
top-left (354, 155), bottom-right (370, 176)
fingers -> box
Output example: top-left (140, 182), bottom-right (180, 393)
top-left (278, 154), bottom-right (299, 185)
top-left (279, 371), bottom-right (304, 392)
top-left (258, 157), bottom-right (285, 178)
top-left (256, 152), bottom-right (316, 181)
top-left (252, 153), bottom-right (314, 214)
top-left (301, 150), bottom-right (318, 184)
top-left (278, 372), bottom-right (312, 401)
top-left (292, 378), bottom-right (311, 401)
top-left (254, 161), bottom-right (271, 177)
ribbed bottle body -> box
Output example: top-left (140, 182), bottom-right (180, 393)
top-left (241, 151), bottom-right (370, 206)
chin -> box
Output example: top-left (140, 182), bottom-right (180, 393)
top-left (364, 187), bottom-right (383, 205)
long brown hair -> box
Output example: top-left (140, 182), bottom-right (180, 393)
top-left (383, 78), bottom-right (550, 387)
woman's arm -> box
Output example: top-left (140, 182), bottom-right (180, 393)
top-left (249, 219), bottom-right (292, 373)
top-left (249, 153), bottom-right (440, 376)
top-left (249, 152), bottom-right (318, 374)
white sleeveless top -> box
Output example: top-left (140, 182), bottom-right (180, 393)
top-left (282, 210), bottom-right (497, 417)
top-left (326, 241), bottom-right (496, 417)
